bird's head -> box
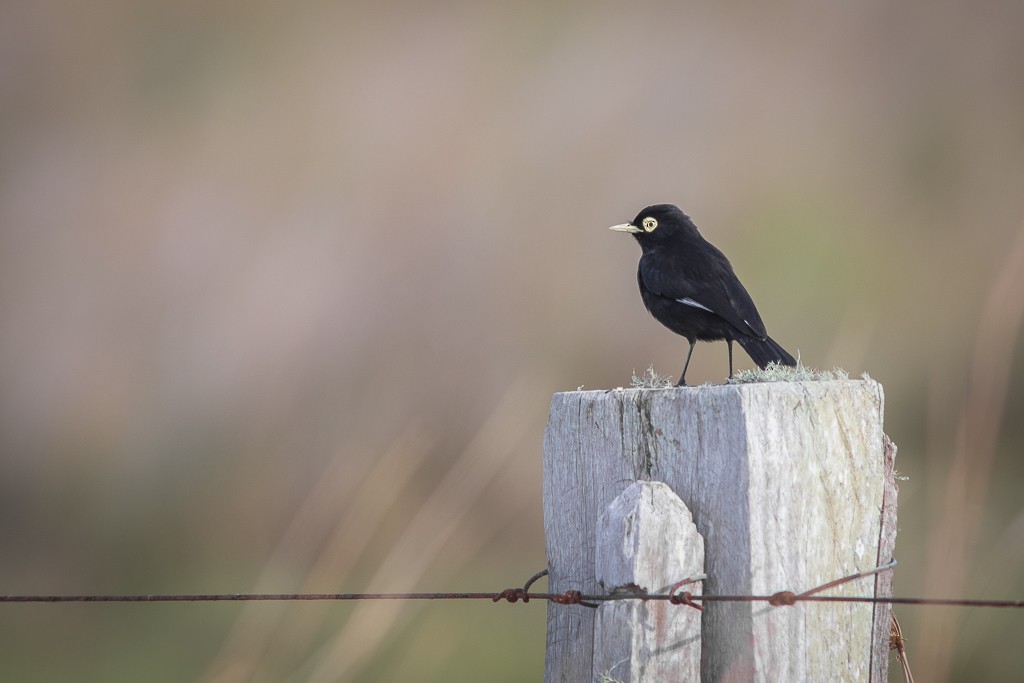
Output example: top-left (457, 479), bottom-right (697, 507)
top-left (609, 204), bottom-right (698, 246)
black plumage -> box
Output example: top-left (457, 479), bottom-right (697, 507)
top-left (610, 204), bottom-right (796, 385)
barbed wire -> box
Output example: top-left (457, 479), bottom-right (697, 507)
top-left (1, 591), bottom-right (1020, 608)
top-left (1, 560), bottom-right (1021, 609)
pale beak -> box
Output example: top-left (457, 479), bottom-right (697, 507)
top-left (609, 222), bottom-right (642, 233)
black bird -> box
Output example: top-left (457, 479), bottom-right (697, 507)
top-left (610, 204), bottom-right (796, 385)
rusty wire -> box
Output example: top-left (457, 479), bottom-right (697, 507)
top-left (1, 560), bottom-right (1021, 609)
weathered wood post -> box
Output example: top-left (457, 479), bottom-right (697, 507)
top-left (542, 380), bottom-right (897, 683)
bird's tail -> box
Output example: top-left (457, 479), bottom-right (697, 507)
top-left (737, 335), bottom-right (797, 369)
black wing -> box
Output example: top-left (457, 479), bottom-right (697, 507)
top-left (638, 249), bottom-right (768, 339)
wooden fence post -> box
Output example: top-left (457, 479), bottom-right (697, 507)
top-left (593, 480), bottom-right (704, 681)
top-left (542, 380), bottom-right (897, 683)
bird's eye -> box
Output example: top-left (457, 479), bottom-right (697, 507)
top-left (642, 217), bottom-right (658, 232)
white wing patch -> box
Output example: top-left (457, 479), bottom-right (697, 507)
top-left (678, 297), bottom-right (714, 313)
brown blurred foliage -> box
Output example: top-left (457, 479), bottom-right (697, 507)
top-left (1, 1), bottom-right (1023, 681)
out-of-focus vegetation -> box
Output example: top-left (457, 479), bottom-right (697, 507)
top-left (1, 2), bottom-right (1022, 681)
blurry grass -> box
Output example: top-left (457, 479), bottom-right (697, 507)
top-left (913, 221), bottom-right (1024, 682)
top-left (198, 377), bottom-right (546, 682)
top-left (198, 423), bottom-right (439, 682)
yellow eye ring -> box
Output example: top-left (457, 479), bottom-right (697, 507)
top-left (642, 217), bottom-right (658, 232)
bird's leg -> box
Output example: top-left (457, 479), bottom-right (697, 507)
top-left (727, 339), bottom-right (734, 379)
top-left (677, 339), bottom-right (696, 386)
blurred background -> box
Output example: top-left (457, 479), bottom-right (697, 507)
top-left (1, 1), bottom-right (1023, 681)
